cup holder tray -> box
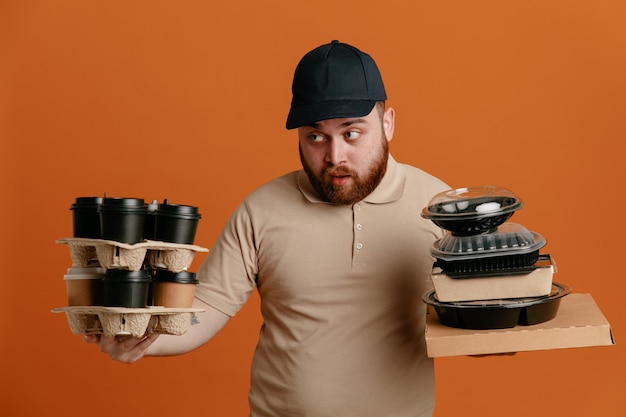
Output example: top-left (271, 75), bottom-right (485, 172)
top-left (56, 238), bottom-right (209, 272)
top-left (52, 306), bottom-right (204, 337)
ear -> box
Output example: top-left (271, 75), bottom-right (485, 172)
top-left (383, 106), bottom-right (395, 142)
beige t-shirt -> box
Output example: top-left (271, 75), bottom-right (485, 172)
top-left (195, 156), bottom-right (448, 417)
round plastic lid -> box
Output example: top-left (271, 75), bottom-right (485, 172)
top-left (156, 200), bottom-right (201, 219)
top-left (153, 270), bottom-right (198, 284)
top-left (98, 197), bottom-right (147, 214)
top-left (431, 223), bottom-right (546, 260)
top-left (100, 197), bottom-right (145, 208)
top-left (422, 186), bottom-right (522, 218)
top-left (70, 196), bottom-right (103, 210)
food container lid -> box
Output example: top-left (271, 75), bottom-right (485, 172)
top-left (423, 186), bottom-right (522, 217)
top-left (421, 186), bottom-right (523, 235)
top-left (152, 270), bottom-right (198, 284)
top-left (431, 223), bottom-right (546, 260)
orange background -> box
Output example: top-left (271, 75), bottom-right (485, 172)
top-left (1, 1), bottom-right (624, 416)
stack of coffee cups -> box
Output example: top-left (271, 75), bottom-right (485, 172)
top-left (64, 196), bottom-right (202, 309)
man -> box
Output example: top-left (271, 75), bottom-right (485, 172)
top-left (88, 40), bottom-right (449, 416)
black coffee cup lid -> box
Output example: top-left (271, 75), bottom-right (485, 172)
top-left (156, 200), bottom-right (201, 219)
top-left (71, 196), bottom-right (103, 209)
top-left (101, 197), bottom-right (145, 207)
top-left (99, 197), bottom-right (147, 214)
top-left (153, 270), bottom-right (198, 284)
top-left (105, 269), bottom-right (151, 281)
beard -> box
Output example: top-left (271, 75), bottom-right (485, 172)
top-left (300, 137), bottom-right (389, 205)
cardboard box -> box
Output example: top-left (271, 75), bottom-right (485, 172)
top-left (424, 293), bottom-right (614, 357)
top-left (431, 255), bottom-right (555, 302)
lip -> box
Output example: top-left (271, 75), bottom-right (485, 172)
top-left (329, 173), bottom-right (351, 186)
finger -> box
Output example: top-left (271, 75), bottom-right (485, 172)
top-left (115, 333), bottom-right (152, 350)
top-left (116, 334), bottom-right (159, 364)
top-left (135, 333), bottom-right (159, 353)
top-left (98, 334), bottom-right (119, 354)
top-left (83, 334), bottom-right (100, 344)
top-left (98, 333), bottom-right (159, 363)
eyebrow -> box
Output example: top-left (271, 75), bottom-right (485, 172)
top-left (309, 118), bottom-right (367, 129)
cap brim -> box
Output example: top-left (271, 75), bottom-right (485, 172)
top-left (286, 100), bottom-right (377, 130)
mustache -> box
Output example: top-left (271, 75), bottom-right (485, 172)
top-left (323, 166), bottom-right (354, 176)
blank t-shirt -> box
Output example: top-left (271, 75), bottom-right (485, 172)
top-left (195, 155), bottom-right (449, 417)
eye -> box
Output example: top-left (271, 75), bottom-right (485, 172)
top-left (345, 131), bottom-right (361, 140)
top-left (309, 133), bottom-right (325, 142)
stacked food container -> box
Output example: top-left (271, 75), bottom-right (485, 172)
top-left (53, 195), bottom-right (207, 337)
top-left (421, 186), bottom-right (570, 330)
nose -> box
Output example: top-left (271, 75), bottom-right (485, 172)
top-left (325, 138), bottom-right (348, 166)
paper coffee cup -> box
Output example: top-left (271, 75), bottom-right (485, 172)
top-left (64, 267), bottom-right (106, 306)
top-left (152, 270), bottom-right (198, 308)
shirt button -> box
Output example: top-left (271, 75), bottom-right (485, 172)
top-left (354, 204), bottom-right (361, 210)
top-left (356, 242), bottom-right (363, 250)
top-left (356, 223), bottom-right (363, 230)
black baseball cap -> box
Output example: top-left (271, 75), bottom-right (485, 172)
top-left (286, 40), bottom-right (387, 129)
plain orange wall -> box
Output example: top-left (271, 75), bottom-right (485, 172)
top-left (1, 1), bottom-right (624, 416)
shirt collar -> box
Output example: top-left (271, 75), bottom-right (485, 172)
top-left (297, 155), bottom-right (406, 205)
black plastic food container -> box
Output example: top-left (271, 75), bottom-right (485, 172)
top-left (431, 223), bottom-right (547, 276)
top-left (422, 282), bottom-right (571, 330)
top-left (70, 196), bottom-right (103, 238)
top-left (154, 200), bottom-right (201, 244)
top-left (104, 269), bottom-right (151, 308)
top-left (434, 251), bottom-right (541, 276)
top-left (421, 186), bottom-right (523, 236)
top-left (98, 197), bottom-right (146, 244)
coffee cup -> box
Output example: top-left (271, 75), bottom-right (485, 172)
top-left (154, 200), bottom-right (201, 245)
top-left (152, 270), bottom-right (198, 308)
top-left (64, 267), bottom-right (105, 306)
top-left (98, 197), bottom-right (146, 244)
top-left (70, 197), bottom-right (103, 238)
top-left (104, 269), bottom-right (151, 308)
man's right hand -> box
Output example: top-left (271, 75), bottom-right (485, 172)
top-left (83, 333), bottom-right (160, 364)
